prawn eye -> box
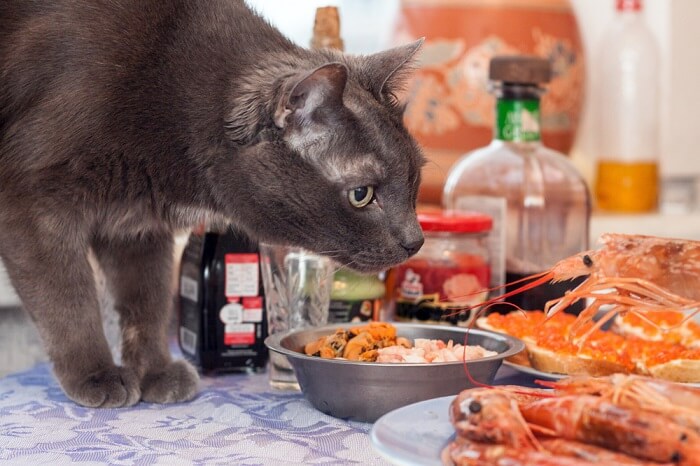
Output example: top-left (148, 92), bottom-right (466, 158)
top-left (582, 254), bottom-right (593, 267)
top-left (468, 400), bottom-right (482, 414)
top-left (348, 186), bottom-right (374, 208)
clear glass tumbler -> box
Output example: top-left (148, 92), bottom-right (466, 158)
top-left (259, 243), bottom-right (335, 390)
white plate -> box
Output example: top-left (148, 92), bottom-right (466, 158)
top-left (502, 360), bottom-right (565, 380)
top-left (370, 395), bottom-right (454, 466)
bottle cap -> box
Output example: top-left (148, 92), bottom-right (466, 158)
top-left (417, 210), bottom-right (493, 233)
top-left (617, 0), bottom-right (642, 11)
top-left (489, 56), bottom-right (551, 85)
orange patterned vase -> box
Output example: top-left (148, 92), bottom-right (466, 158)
top-left (395, 0), bottom-right (585, 204)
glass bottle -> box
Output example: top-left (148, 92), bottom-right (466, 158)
top-left (443, 56), bottom-right (591, 313)
top-left (594, 0), bottom-right (660, 212)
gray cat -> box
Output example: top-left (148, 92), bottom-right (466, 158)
top-left (0, 0), bottom-right (425, 407)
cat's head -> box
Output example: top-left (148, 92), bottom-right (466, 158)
top-left (225, 40), bottom-right (426, 273)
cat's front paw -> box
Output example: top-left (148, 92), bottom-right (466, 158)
top-left (140, 359), bottom-right (199, 404)
top-left (62, 366), bottom-right (141, 408)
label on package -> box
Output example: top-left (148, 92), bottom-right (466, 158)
top-left (225, 253), bottom-right (259, 298)
top-left (179, 276), bottom-right (198, 303)
top-left (224, 323), bottom-right (256, 345)
top-left (242, 296), bottom-right (263, 323)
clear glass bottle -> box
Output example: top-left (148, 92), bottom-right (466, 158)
top-left (594, 0), bottom-right (660, 212)
top-left (443, 56), bottom-right (591, 313)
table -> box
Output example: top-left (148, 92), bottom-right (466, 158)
top-left (0, 359), bottom-right (538, 465)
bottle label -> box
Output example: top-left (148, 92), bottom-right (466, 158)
top-left (496, 99), bottom-right (541, 142)
top-left (224, 253), bottom-right (259, 298)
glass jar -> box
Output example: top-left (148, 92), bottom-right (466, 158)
top-left (386, 211), bottom-right (492, 326)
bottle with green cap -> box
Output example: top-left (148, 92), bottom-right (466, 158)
top-left (442, 55), bottom-right (591, 313)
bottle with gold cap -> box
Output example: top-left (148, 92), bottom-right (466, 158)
top-left (443, 55), bottom-right (591, 313)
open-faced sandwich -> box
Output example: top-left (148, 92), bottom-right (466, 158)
top-left (477, 310), bottom-right (700, 383)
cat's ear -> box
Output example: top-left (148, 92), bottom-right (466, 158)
top-left (274, 63), bottom-right (348, 129)
top-left (363, 38), bottom-right (424, 105)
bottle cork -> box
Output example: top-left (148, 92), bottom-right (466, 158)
top-left (311, 6), bottom-right (344, 51)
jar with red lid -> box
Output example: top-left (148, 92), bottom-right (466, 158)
top-left (386, 210), bottom-right (492, 326)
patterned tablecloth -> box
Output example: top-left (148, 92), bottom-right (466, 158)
top-left (0, 358), bottom-right (536, 465)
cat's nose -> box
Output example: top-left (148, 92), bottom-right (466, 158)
top-left (401, 237), bottom-right (424, 256)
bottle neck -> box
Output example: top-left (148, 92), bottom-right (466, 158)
top-left (493, 85), bottom-right (542, 143)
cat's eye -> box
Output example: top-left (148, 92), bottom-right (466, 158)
top-left (348, 186), bottom-right (375, 208)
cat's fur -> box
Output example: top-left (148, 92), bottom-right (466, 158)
top-left (0, 0), bottom-right (425, 407)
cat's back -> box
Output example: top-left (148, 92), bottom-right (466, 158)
top-left (0, 0), bottom-right (291, 167)
top-left (1, 0), bottom-right (266, 104)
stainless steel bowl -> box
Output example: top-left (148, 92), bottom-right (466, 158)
top-left (265, 322), bottom-right (525, 423)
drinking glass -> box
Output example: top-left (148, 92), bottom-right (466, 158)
top-left (259, 243), bottom-right (334, 389)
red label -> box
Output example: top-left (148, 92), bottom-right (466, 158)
top-left (225, 254), bottom-right (259, 265)
top-left (243, 296), bottom-right (263, 309)
top-left (224, 333), bottom-right (255, 345)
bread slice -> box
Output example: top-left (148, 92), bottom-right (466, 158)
top-left (646, 359), bottom-right (700, 383)
top-left (527, 344), bottom-right (630, 377)
top-left (477, 314), bottom-right (632, 376)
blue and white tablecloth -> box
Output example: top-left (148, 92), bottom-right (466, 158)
top-left (0, 356), bottom-right (537, 465)
top-left (0, 362), bottom-right (389, 465)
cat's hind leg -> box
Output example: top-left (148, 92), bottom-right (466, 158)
top-left (0, 227), bottom-right (140, 407)
top-left (92, 232), bottom-right (199, 404)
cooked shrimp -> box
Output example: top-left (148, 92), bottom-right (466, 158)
top-left (375, 339), bottom-right (497, 363)
top-left (450, 388), bottom-right (541, 449)
top-left (447, 386), bottom-right (689, 465)
top-left (463, 233), bottom-right (700, 346)
top-left (551, 233), bottom-right (700, 301)
top-left (519, 394), bottom-right (700, 464)
top-left (542, 374), bottom-right (700, 434)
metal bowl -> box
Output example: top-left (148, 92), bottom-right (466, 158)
top-left (264, 322), bottom-right (525, 422)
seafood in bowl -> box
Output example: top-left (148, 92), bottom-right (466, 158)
top-left (264, 322), bottom-right (524, 422)
top-left (303, 322), bottom-right (497, 363)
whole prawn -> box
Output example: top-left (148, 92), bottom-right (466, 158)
top-left (447, 381), bottom-right (700, 465)
top-left (542, 373), bottom-right (700, 434)
top-left (462, 233), bottom-right (700, 345)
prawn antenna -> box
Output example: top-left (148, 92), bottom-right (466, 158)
top-left (459, 301), bottom-right (530, 388)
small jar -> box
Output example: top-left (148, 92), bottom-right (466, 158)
top-left (387, 210), bottom-right (492, 326)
